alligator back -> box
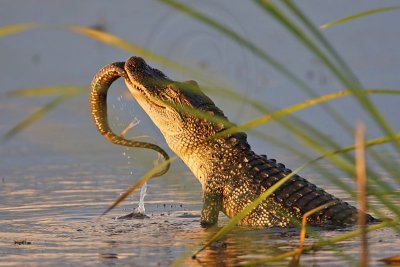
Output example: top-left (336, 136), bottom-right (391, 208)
top-left (221, 150), bottom-right (375, 227)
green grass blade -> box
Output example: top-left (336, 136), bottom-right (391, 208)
top-left (4, 86), bottom-right (86, 97)
top-left (253, 0), bottom-right (358, 135)
top-left (99, 157), bottom-right (177, 217)
top-left (171, 85), bottom-right (400, 192)
top-left (255, 0), bottom-right (400, 152)
top-left (1, 94), bottom-right (75, 143)
top-left (254, 127), bottom-right (360, 198)
top-left (159, 0), bottom-right (361, 140)
top-left (157, 0), bottom-right (322, 99)
top-left (325, 133), bottom-right (400, 157)
top-left (65, 23), bottom-right (400, 155)
top-left (254, 0), bottom-right (352, 85)
top-left (0, 23), bottom-right (38, 37)
top-left (217, 89), bottom-right (400, 138)
top-left (192, 169), bottom-right (299, 258)
top-left (320, 6), bottom-right (400, 29)
top-left (64, 24), bottom-right (236, 91)
top-left (193, 133), bottom-right (399, 257)
top-left (251, 114), bottom-right (360, 201)
top-left (283, 2), bottom-right (391, 172)
top-left (0, 23), bottom-right (259, 102)
top-left (307, 132), bottom-right (400, 218)
top-left (290, 116), bottom-right (400, 216)
top-left (241, 219), bottom-right (398, 266)
top-left (65, 25), bottom-right (183, 71)
top-left (63, 24), bottom-right (264, 101)
top-left (282, 110), bottom-right (400, 184)
top-left (253, 109), bottom-right (400, 218)
top-left (243, 88), bottom-right (400, 184)
top-left (216, 88), bottom-right (400, 205)
top-left (282, 0), bottom-right (361, 86)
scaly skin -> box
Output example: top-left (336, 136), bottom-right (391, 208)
top-left (91, 56), bottom-right (375, 227)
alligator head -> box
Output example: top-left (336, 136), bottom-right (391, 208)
top-left (119, 57), bottom-right (234, 186)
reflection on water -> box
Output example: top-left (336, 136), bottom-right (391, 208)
top-left (1, 156), bottom-right (399, 267)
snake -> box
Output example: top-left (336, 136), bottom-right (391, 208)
top-left (90, 62), bottom-right (170, 177)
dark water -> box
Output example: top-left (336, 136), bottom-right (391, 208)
top-left (1, 1), bottom-right (400, 266)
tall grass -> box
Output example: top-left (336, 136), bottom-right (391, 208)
top-left (1, 2), bottom-right (400, 266)
top-left (0, 86), bottom-right (85, 143)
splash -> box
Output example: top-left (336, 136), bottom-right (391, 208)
top-left (119, 117), bottom-right (149, 218)
top-left (135, 181), bottom-right (147, 214)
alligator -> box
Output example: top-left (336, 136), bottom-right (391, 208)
top-left (90, 56), bottom-right (375, 227)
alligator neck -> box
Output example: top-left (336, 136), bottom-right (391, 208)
top-left (165, 130), bottom-right (251, 190)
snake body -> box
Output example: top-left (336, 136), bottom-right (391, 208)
top-left (90, 62), bottom-right (170, 177)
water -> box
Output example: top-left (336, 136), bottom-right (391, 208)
top-left (1, 1), bottom-right (400, 266)
top-left (0, 157), bottom-right (399, 267)
top-left (1, 142), bottom-right (399, 266)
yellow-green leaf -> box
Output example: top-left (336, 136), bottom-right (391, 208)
top-left (216, 89), bottom-right (400, 138)
top-left (0, 23), bottom-right (38, 37)
top-left (5, 86), bottom-right (86, 97)
top-left (1, 94), bottom-right (74, 143)
top-left (321, 6), bottom-right (400, 29)
top-left (99, 157), bottom-right (176, 217)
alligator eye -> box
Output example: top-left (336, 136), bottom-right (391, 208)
top-left (153, 68), bottom-right (166, 78)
